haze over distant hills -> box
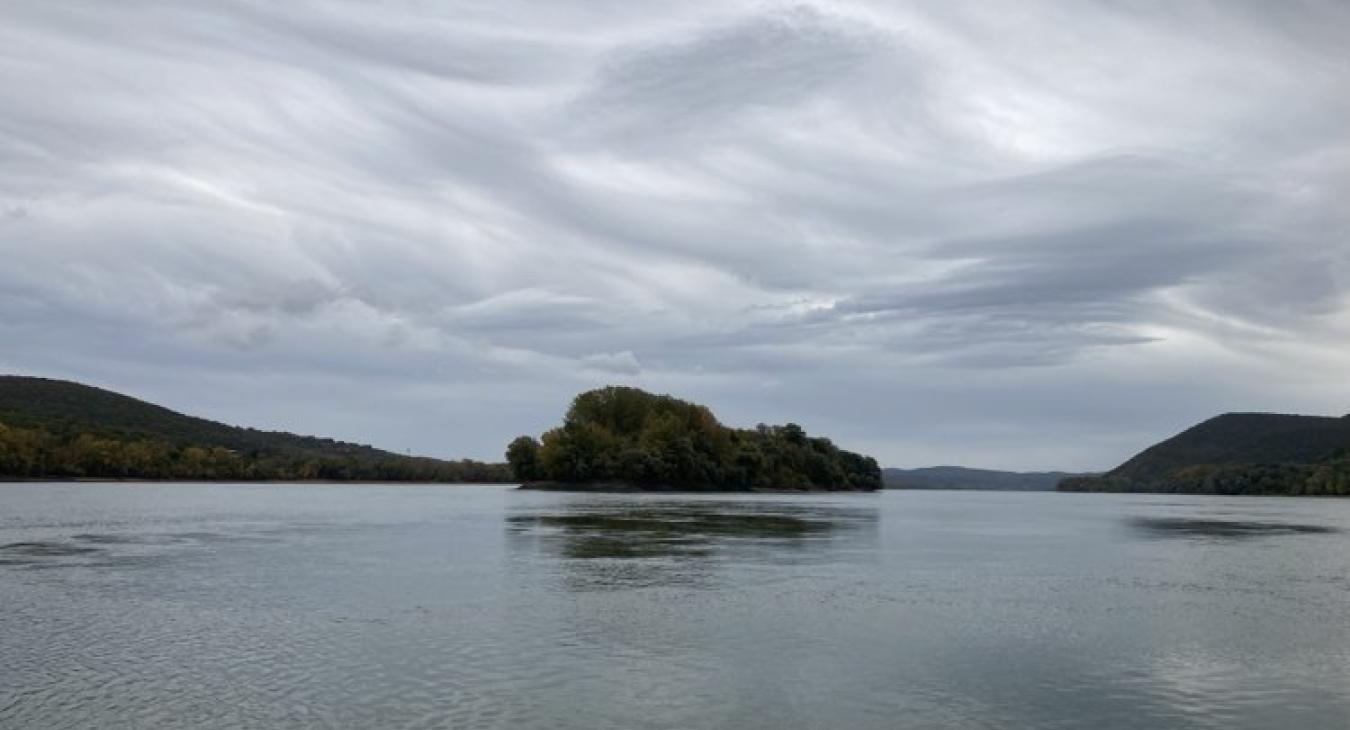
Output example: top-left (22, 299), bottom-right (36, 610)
top-left (0, 376), bottom-right (509, 482)
top-left (883, 466), bottom-right (1083, 491)
top-left (1060, 413), bottom-right (1350, 495)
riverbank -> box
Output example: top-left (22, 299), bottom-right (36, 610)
top-left (518, 480), bottom-right (878, 493)
top-left (0, 477), bottom-right (516, 485)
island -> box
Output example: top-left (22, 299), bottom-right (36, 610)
top-left (1059, 412), bottom-right (1350, 495)
top-left (505, 386), bottom-right (882, 492)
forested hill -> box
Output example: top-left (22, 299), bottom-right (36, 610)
top-left (0, 376), bottom-right (388, 457)
top-left (884, 466), bottom-right (1080, 491)
top-left (1059, 412), bottom-right (1350, 495)
top-left (506, 386), bottom-right (881, 492)
top-left (0, 375), bottom-right (509, 482)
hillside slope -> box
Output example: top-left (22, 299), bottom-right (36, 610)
top-left (1107, 413), bottom-right (1350, 482)
top-left (0, 376), bottom-right (386, 457)
top-left (0, 375), bottom-right (509, 482)
top-left (1059, 413), bottom-right (1350, 495)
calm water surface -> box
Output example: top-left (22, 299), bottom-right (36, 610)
top-left (3, 484), bottom-right (1350, 729)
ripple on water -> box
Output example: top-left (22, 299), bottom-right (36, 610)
top-left (6, 486), bottom-right (1350, 729)
top-left (1, 540), bottom-right (103, 557)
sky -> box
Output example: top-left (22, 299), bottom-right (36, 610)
top-left (2, 1), bottom-right (1348, 471)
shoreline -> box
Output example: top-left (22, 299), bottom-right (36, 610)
top-left (518, 480), bottom-right (880, 494)
top-left (0, 478), bottom-right (518, 485)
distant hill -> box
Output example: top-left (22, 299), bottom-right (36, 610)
top-left (0, 375), bottom-right (510, 482)
top-left (0, 375), bottom-right (391, 458)
top-left (884, 466), bottom-right (1080, 491)
top-left (1059, 413), bottom-right (1350, 496)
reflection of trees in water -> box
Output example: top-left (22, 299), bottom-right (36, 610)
top-left (507, 501), bottom-right (878, 590)
top-left (1127, 516), bottom-right (1338, 539)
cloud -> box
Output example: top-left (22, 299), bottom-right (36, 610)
top-left (580, 350), bottom-right (643, 376)
top-left (1, 0), bottom-right (1348, 470)
top-left (569, 6), bottom-right (894, 144)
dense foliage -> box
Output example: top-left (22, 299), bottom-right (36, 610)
top-left (1059, 413), bottom-right (1350, 495)
top-left (506, 387), bottom-right (881, 491)
top-left (1, 376), bottom-right (394, 458)
top-left (0, 377), bottom-right (510, 482)
top-left (1105, 413), bottom-right (1350, 483)
top-left (1059, 456), bottom-right (1350, 496)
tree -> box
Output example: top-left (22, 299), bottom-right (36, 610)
top-left (506, 436), bottom-right (541, 481)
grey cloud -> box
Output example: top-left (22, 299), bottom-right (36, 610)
top-left (1, 0), bottom-right (1348, 470)
top-left (581, 350), bottom-right (642, 376)
top-left (572, 6), bottom-right (891, 143)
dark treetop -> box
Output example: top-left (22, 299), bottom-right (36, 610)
top-left (506, 386), bottom-right (882, 492)
top-left (0, 375), bottom-right (509, 482)
top-left (1059, 412), bottom-right (1350, 495)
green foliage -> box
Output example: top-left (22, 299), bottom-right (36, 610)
top-left (506, 436), bottom-right (541, 481)
top-left (1058, 412), bottom-right (1350, 496)
top-left (507, 386), bottom-right (881, 491)
top-left (1059, 459), bottom-right (1350, 496)
top-left (0, 377), bottom-right (510, 482)
top-left (0, 375), bottom-right (397, 459)
top-left (1104, 413), bottom-right (1350, 484)
top-left (0, 417), bottom-right (511, 482)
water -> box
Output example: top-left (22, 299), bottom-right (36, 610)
top-left (3, 484), bottom-right (1350, 729)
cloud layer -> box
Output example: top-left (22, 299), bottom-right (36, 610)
top-left (3, 1), bottom-right (1348, 469)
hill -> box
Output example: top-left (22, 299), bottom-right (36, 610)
top-left (506, 386), bottom-right (881, 492)
top-left (0, 375), bottom-right (510, 482)
top-left (884, 466), bottom-right (1081, 491)
top-left (1059, 412), bottom-right (1350, 495)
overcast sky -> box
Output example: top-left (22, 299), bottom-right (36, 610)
top-left (2, 1), bottom-right (1348, 470)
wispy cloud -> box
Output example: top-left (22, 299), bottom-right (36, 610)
top-left (2, 1), bottom-right (1347, 469)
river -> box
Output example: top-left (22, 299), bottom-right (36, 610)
top-left (3, 483), bottom-right (1349, 729)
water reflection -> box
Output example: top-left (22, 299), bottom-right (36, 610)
top-left (0, 530), bottom-right (270, 569)
top-left (1128, 516), bottom-right (1339, 539)
top-left (508, 500), bottom-right (877, 590)
top-left (0, 540), bottom-right (103, 561)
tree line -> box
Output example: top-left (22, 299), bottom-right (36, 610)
top-left (506, 386), bottom-right (881, 491)
top-left (0, 420), bottom-right (511, 482)
top-left (1059, 454), bottom-right (1350, 496)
